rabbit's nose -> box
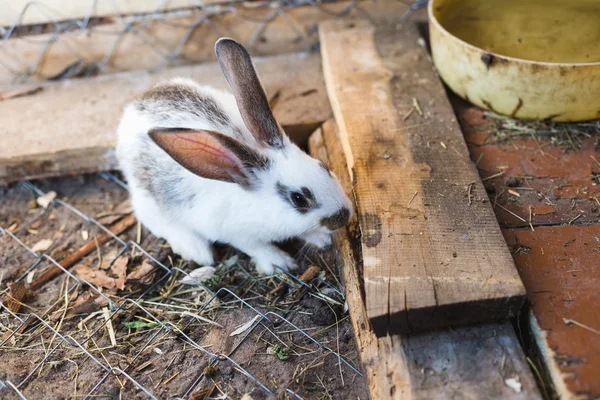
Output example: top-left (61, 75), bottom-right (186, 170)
top-left (320, 207), bottom-right (350, 231)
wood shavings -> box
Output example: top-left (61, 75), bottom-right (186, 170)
top-left (36, 191), bottom-right (56, 208)
top-left (31, 238), bottom-right (53, 253)
top-left (180, 266), bottom-right (216, 285)
top-left (102, 307), bottom-right (117, 348)
top-left (230, 315), bottom-right (260, 337)
top-left (504, 377), bottom-right (522, 393)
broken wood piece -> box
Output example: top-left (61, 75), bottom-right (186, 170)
top-left (102, 307), bottom-right (118, 348)
top-left (268, 264), bottom-right (321, 300)
top-left (319, 19), bottom-right (526, 335)
top-left (30, 214), bottom-right (136, 290)
top-left (308, 120), bottom-right (540, 399)
top-left (0, 53), bottom-right (331, 184)
top-left (4, 281), bottom-right (27, 313)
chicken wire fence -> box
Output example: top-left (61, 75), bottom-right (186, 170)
top-left (0, 173), bottom-right (363, 399)
top-left (0, 0), bottom-right (430, 86)
top-left (0, 0), bottom-right (366, 85)
top-left (0, 1), bottom-right (432, 398)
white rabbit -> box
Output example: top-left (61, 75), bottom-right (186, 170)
top-left (116, 38), bottom-right (352, 275)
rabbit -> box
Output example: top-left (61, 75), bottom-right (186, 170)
top-left (116, 38), bottom-right (352, 275)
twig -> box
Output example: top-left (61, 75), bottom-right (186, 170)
top-left (77, 310), bottom-right (104, 331)
top-left (563, 318), bottom-right (600, 336)
top-left (293, 265), bottom-right (322, 301)
top-left (30, 214), bottom-right (136, 290)
top-left (408, 191), bottom-right (418, 206)
top-left (495, 204), bottom-right (527, 222)
top-left (482, 170), bottom-right (506, 182)
top-left (412, 97), bottom-right (423, 116)
top-left (0, 86), bottom-right (43, 101)
top-left (176, 311), bottom-right (224, 329)
top-left (528, 206), bottom-right (534, 232)
top-left (103, 307), bottom-right (117, 348)
top-left (466, 183), bottom-right (474, 206)
top-left (162, 371), bottom-right (180, 386)
top-left (568, 214), bottom-right (582, 225)
top-left (475, 153), bottom-right (484, 167)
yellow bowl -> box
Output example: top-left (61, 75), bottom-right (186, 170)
top-left (428, 0), bottom-right (600, 122)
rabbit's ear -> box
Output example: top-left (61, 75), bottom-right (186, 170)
top-left (215, 38), bottom-right (284, 149)
top-left (149, 128), bottom-right (268, 188)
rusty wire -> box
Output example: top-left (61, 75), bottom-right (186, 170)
top-left (0, 0), bottom-right (361, 85)
top-left (0, 173), bottom-right (362, 399)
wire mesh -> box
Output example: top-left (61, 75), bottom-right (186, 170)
top-left (0, 1), bottom-right (431, 397)
top-left (0, 173), bottom-right (364, 399)
top-left (0, 0), bottom-right (367, 85)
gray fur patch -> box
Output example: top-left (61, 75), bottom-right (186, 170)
top-left (133, 135), bottom-right (197, 209)
top-left (137, 83), bottom-right (231, 130)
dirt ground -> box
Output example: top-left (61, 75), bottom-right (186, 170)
top-left (0, 174), bottom-right (369, 399)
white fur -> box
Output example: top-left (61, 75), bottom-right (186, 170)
top-left (117, 78), bottom-right (352, 275)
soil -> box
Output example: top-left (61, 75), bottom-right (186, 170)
top-left (0, 174), bottom-right (369, 400)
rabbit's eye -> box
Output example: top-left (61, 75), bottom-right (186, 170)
top-left (291, 192), bottom-right (309, 209)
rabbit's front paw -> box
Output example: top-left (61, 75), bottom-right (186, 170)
top-left (251, 246), bottom-right (297, 275)
top-left (301, 230), bottom-right (332, 249)
top-left (167, 233), bottom-right (215, 266)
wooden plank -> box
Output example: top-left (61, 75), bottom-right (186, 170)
top-left (0, 52), bottom-right (330, 184)
top-left (319, 19), bottom-right (526, 335)
top-left (0, 1), bottom-right (406, 86)
top-left (503, 226), bottom-right (600, 398)
top-left (309, 121), bottom-right (541, 400)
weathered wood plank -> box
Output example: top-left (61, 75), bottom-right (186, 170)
top-left (319, 19), bottom-right (525, 335)
top-left (309, 121), bottom-right (541, 400)
top-left (0, 52), bottom-right (330, 184)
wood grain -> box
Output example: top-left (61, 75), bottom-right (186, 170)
top-left (0, 52), bottom-right (330, 184)
top-left (309, 121), bottom-right (541, 400)
top-left (319, 19), bottom-right (525, 335)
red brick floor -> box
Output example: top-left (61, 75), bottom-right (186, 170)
top-left (456, 97), bottom-right (600, 398)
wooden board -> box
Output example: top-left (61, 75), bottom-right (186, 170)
top-left (0, 1), bottom-right (409, 86)
top-left (319, 19), bottom-right (526, 335)
top-left (503, 226), bottom-right (600, 399)
top-left (309, 121), bottom-right (541, 400)
top-left (0, 52), bottom-right (330, 184)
